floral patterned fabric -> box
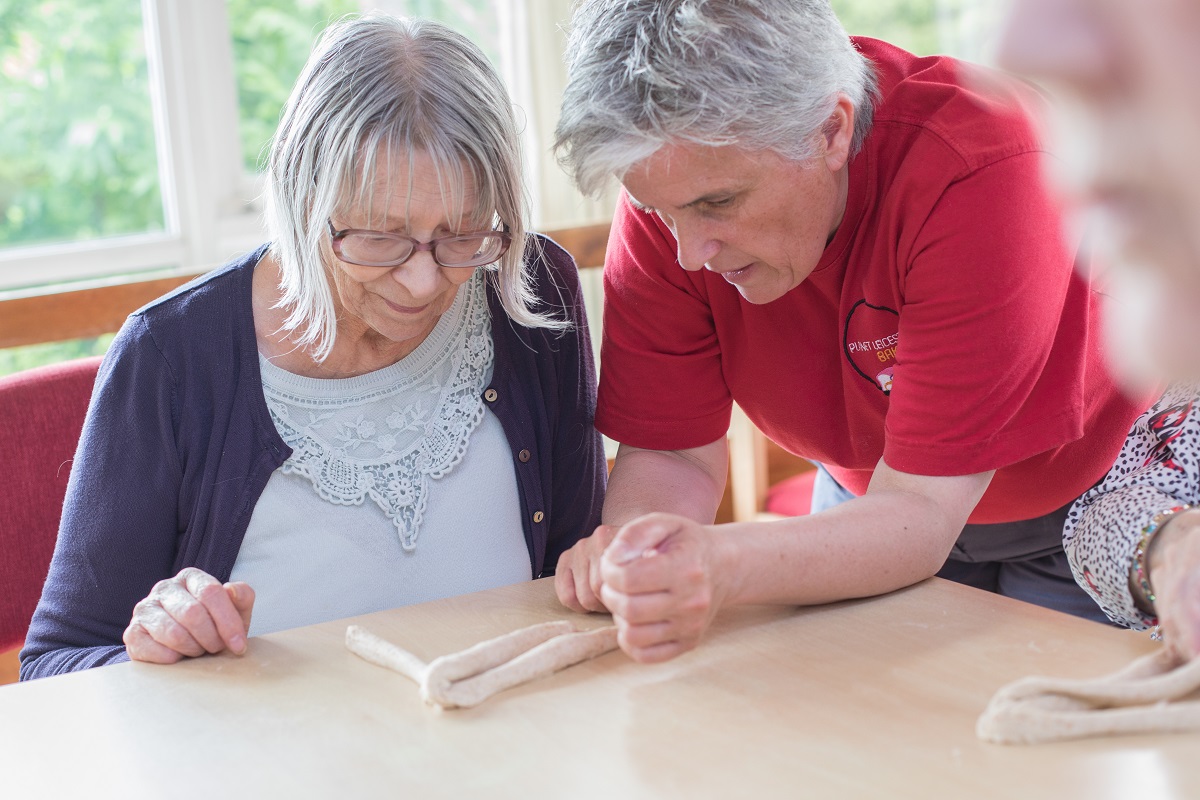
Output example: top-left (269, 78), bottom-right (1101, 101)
top-left (1064, 384), bottom-right (1200, 630)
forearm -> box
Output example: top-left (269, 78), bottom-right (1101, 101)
top-left (715, 488), bottom-right (964, 607)
top-left (594, 460), bottom-right (988, 662)
top-left (22, 326), bottom-right (183, 678)
top-left (602, 441), bottom-right (727, 527)
top-left (20, 643), bottom-right (130, 681)
top-left (1146, 510), bottom-right (1200, 658)
top-left (1142, 508), bottom-right (1200, 610)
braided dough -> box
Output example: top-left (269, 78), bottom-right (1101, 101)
top-left (345, 621), bottom-right (619, 709)
top-left (977, 648), bottom-right (1200, 744)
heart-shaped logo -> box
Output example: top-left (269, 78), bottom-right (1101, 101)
top-left (843, 299), bottom-right (900, 395)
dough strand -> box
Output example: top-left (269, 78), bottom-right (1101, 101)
top-left (345, 625), bottom-right (429, 685)
top-left (345, 621), bottom-right (619, 710)
top-left (433, 626), bottom-right (620, 709)
top-left (423, 620), bottom-right (575, 690)
top-left (977, 648), bottom-right (1200, 744)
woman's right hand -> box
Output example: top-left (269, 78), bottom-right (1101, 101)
top-left (1149, 510), bottom-right (1200, 661)
top-left (123, 567), bottom-right (255, 664)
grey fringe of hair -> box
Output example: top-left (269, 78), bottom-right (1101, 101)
top-left (265, 14), bottom-right (564, 362)
top-left (554, 0), bottom-right (879, 196)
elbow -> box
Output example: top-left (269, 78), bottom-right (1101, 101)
top-left (17, 648), bottom-right (47, 682)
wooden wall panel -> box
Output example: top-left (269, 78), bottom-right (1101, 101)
top-left (0, 276), bottom-right (196, 349)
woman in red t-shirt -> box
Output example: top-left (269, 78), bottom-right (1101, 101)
top-left (550, 0), bottom-right (1153, 663)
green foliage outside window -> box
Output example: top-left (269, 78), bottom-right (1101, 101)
top-left (832, 0), bottom-right (942, 55)
top-left (227, 0), bottom-right (361, 172)
top-left (0, 0), bottom-right (163, 250)
top-left (831, 0), bottom-right (1000, 61)
top-left (228, 0), bottom-right (501, 173)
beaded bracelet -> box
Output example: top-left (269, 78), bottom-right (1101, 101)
top-left (1133, 504), bottom-right (1192, 612)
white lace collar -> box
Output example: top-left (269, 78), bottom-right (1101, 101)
top-left (258, 271), bottom-right (494, 550)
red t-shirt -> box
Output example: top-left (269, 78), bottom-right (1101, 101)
top-left (595, 37), bottom-right (1153, 524)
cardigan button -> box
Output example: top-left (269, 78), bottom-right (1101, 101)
top-left (533, 511), bottom-right (544, 524)
top-left (484, 388), bottom-right (498, 402)
top-left (518, 448), bottom-right (531, 463)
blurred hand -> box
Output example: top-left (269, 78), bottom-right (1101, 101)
top-left (556, 524), bottom-right (619, 613)
top-left (598, 513), bottom-right (730, 663)
top-left (123, 567), bottom-right (255, 664)
top-left (1150, 510), bottom-right (1200, 662)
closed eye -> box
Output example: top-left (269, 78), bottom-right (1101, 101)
top-left (694, 196), bottom-right (738, 215)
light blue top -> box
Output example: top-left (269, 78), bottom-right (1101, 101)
top-left (232, 274), bottom-right (528, 636)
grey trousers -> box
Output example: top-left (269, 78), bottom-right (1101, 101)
top-left (810, 465), bottom-right (1109, 624)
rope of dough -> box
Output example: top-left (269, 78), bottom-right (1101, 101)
top-left (345, 625), bottom-right (429, 684)
top-left (423, 620), bottom-right (576, 689)
top-left (430, 625), bottom-right (620, 709)
top-left (346, 620), bottom-right (574, 687)
top-left (345, 621), bottom-right (619, 710)
top-left (977, 648), bottom-right (1200, 744)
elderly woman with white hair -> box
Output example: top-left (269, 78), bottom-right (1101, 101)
top-left (551, 0), bottom-right (1156, 663)
top-left (20, 14), bottom-right (605, 679)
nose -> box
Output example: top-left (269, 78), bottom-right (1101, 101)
top-left (998, 0), bottom-right (1111, 92)
top-left (388, 249), bottom-right (447, 300)
top-left (671, 217), bottom-right (722, 272)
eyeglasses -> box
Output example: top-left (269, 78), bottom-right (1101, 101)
top-left (327, 220), bottom-right (512, 268)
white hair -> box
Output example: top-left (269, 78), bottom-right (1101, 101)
top-left (265, 14), bottom-right (564, 362)
top-left (555, 0), bottom-right (879, 195)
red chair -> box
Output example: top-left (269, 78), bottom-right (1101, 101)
top-left (0, 356), bottom-right (102, 653)
top-left (764, 468), bottom-right (817, 517)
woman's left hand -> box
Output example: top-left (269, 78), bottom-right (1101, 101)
top-left (1149, 509), bottom-right (1200, 661)
top-left (123, 568), bottom-right (255, 664)
top-left (598, 513), bottom-right (733, 663)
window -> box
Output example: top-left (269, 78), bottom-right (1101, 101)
top-left (0, 0), bottom-right (585, 298)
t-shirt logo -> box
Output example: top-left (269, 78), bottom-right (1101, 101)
top-left (843, 299), bottom-right (900, 396)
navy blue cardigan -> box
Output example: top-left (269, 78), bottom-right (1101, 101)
top-left (21, 236), bottom-right (605, 679)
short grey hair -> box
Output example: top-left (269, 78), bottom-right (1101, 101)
top-left (265, 14), bottom-right (562, 361)
top-left (555, 0), bottom-right (879, 196)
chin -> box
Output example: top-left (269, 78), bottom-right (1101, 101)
top-left (737, 285), bottom-right (788, 305)
top-left (1155, 301), bottom-right (1200, 382)
top-left (1102, 265), bottom-right (1200, 390)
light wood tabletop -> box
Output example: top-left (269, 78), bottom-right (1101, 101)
top-left (1, 577), bottom-right (1195, 799)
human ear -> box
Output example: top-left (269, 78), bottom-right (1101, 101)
top-left (821, 95), bottom-right (855, 172)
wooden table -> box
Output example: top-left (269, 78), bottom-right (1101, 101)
top-left (1, 577), bottom-right (1195, 798)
